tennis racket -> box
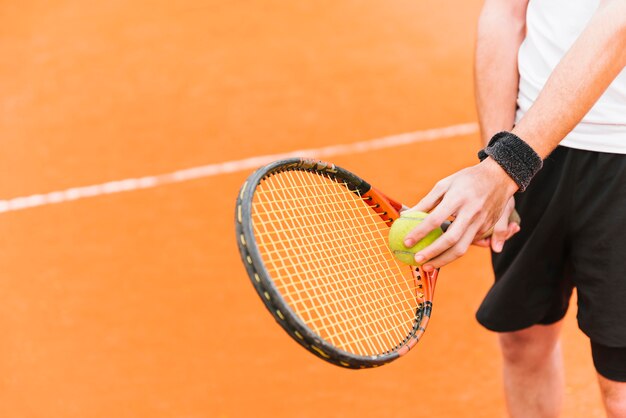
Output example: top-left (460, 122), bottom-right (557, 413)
top-left (235, 158), bottom-right (518, 369)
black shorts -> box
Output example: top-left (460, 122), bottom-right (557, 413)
top-left (476, 146), bottom-right (626, 381)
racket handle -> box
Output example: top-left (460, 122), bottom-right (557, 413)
top-left (440, 209), bottom-right (521, 239)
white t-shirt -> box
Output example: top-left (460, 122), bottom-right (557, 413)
top-left (516, 0), bottom-right (626, 154)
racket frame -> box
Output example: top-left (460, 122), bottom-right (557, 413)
top-left (235, 158), bottom-right (437, 369)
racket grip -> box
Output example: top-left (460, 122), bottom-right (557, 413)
top-left (440, 209), bottom-right (521, 239)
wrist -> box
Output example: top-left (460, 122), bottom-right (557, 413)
top-left (480, 157), bottom-right (520, 194)
top-left (477, 131), bottom-right (543, 191)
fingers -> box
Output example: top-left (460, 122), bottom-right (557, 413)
top-left (490, 208), bottom-right (512, 253)
top-left (472, 237), bottom-right (491, 248)
top-left (403, 199), bottom-right (458, 249)
top-left (418, 217), bottom-right (480, 272)
top-left (506, 222), bottom-right (521, 239)
top-left (491, 221), bottom-right (521, 252)
top-left (401, 162), bottom-right (521, 270)
top-left (411, 179), bottom-right (449, 213)
top-left (405, 201), bottom-right (521, 267)
top-left (490, 199), bottom-right (521, 252)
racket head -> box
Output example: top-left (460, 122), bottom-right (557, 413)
top-left (235, 158), bottom-right (437, 368)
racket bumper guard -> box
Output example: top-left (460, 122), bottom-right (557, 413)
top-left (298, 158), bottom-right (337, 173)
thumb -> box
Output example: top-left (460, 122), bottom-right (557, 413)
top-left (491, 211), bottom-right (513, 253)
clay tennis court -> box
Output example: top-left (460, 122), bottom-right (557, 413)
top-left (1, 0), bottom-right (603, 416)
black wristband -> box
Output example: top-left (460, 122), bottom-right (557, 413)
top-left (477, 131), bottom-right (543, 191)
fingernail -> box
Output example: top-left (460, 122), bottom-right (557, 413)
top-left (414, 254), bottom-right (425, 264)
top-left (494, 240), bottom-right (504, 253)
top-left (423, 264), bottom-right (434, 272)
top-left (405, 239), bottom-right (415, 247)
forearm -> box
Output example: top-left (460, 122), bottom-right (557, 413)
top-left (512, 0), bottom-right (626, 158)
top-left (475, 0), bottom-right (528, 145)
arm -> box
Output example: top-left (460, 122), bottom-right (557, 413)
top-left (406, 0), bottom-right (626, 271)
top-left (512, 0), bottom-right (626, 158)
top-left (473, 0), bottom-right (528, 251)
top-left (475, 0), bottom-right (528, 145)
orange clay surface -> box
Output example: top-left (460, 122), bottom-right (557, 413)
top-left (0, 1), bottom-right (603, 417)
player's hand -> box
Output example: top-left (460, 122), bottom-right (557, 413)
top-left (403, 157), bottom-right (519, 272)
top-left (472, 197), bottom-right (520, 252)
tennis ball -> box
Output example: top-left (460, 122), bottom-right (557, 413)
top-left (388, 211), bottom-right (443, 266)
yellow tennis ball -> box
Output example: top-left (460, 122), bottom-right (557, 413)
top-left (388, 211), bottom-right (443, 266)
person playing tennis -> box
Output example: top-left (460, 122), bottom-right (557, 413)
top-left (404, 0), bottom-right (626, 416)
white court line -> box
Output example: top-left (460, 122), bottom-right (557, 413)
top-left (0, 122), bottom-right (478, 214)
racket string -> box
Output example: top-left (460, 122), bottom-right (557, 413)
top-left (252, 200), bottom-right (392, 225)
top-left (300, 170), bottom-right (415, 341)
top-left (292, 170), bottom-right (419, 352)
top-left (271, 170), bottom-right (396, 352)
top-left (262, 172), bottom-right (382, 353)
top-left (291, 170), bottom-right (419, 336)
top-left (255, 170), bottom-right (416, 354)
top-left (252, 169), bottom-right (420, 356)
